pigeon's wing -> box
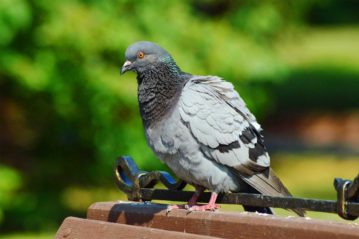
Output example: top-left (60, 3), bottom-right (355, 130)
top-left (179, 76), bottom-right (305, 213)
top-left (179, 75), bottom-right (270, 173)
top-left (198, 76), bottom-right (262, 132)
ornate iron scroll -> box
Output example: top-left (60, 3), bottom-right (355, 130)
top-left (334, 174), bottom-right (359, 220)
top-left (115, 156), bottom-right (186, 200)
top-left (115, 156), bottom-right (359, 220)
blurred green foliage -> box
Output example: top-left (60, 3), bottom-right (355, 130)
top-left (0, 166), bottom-right (22, 224)
top-left (0, 0), bottom-right (358, 234)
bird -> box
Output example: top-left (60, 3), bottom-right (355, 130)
top-left (121, 41), bottom-right (305, 216)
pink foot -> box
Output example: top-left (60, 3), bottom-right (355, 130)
top-left (187, 192), bottom-right (220, 212)
top-left (167, 186), bottom-right (205, 213)
top-left (187, 203), bottom-right (220, 211)
top-left (166, 204), bottom-right (185, 213)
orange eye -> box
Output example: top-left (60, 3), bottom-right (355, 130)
top-left (137, 51), bottom-right (145, 59)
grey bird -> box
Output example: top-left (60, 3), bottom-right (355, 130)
top-left (121, 41), bottom-right (305, 216)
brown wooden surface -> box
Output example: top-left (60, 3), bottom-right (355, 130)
top-left (87, 201), bottom-right (359, 239)
top-left (55, 217), bottom-right (219, 239)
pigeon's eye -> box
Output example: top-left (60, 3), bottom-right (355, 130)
top-left (137, 51), bottom-right (145, 59)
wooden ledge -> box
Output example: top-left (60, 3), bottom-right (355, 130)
top-left (87, 201), bottom-right (359, 239)
top-left (55, 217), bottom-right (218, 239)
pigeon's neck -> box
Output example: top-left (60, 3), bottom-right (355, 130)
top-left (137, 63), bottom-right (188, 127)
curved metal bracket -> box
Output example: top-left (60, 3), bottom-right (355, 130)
top-left (334, 174), bottom-right (359, 220)
top-left (114, 156), bottom-right (186, 201)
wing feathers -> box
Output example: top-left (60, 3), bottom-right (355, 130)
top-left (179, 76), bottom-right (269, 169)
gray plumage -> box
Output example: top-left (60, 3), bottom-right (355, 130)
top-left (121, 41), bottom-right (304, 216)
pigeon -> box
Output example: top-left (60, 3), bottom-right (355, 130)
top-left (121, 41), bottom-right (305, 216)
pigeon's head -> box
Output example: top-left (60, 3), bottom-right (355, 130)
top-left (121, 41), bottom-right (177, 75)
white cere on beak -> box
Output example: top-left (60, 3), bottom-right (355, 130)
top-left (123, 60), bottom-right (132, 67)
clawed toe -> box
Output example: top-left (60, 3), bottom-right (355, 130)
top-left (166, 204), bottom-right (185, 214)
top-left (167, 192), bottom-right (220, 213)
top-left (167, 203), bottom-right (220, 213)
top-left (186, 204), bottom-right (220, 211)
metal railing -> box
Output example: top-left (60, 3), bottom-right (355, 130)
top-left (114, 156), bottom-right (359, 220)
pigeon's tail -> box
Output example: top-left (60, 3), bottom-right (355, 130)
top-left (240, 168), bottom-right (306, 217)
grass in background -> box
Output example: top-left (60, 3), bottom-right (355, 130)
top-left (0, 234), bottom-right (53, 239)
top-left (272, 153), bottom-right (359, 199)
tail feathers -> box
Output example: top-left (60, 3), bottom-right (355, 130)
top-left (240, 168), bottom-right (306, 217)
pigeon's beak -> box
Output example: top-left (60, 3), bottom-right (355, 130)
top-left (120, 60), bottom-right (132, 75)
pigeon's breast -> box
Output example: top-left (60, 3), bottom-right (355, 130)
top-left (144, 107), bottom-right (189, 156)
top-left (144, 107), bottom-right (243, 193)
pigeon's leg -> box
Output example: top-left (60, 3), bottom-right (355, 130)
top-left (187, 192), bottom-right (220, 211)
top-left (187, 186), bottom-right (205, 206)
top-left (166, 186), bottom-right (204, 212)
